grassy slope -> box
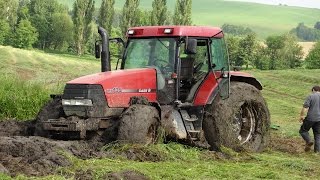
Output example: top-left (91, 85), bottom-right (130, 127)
top-left (0, 46), bottom-right (100, 119)
top-left (58, 0), bottom-right (320, 38)
top-left (1, 47), bottom-right (320, 178)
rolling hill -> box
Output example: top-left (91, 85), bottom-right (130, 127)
top-left (58, 0), bottom-right (320, 38)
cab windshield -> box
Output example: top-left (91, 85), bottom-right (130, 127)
top-left (123, 38), bottom-right (177, 73)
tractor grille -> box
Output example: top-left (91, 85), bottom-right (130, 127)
top-left (62, 84), bottom-right (108, 118)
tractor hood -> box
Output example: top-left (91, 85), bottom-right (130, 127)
top-left (67, 68), bottom-right (157, 107)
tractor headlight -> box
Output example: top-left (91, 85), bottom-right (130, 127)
top-left (62, 99), bottom-right (93, 106)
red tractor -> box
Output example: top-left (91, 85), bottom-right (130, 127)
top-left (35, 26), bottom-right (270, 152)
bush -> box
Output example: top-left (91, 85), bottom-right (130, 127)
top-left (0, 75), bottom-right (50, 120)
top-left (305, 41), bottom-right (320, 69)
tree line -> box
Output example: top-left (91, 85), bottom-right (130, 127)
top-left (291, 22), bottom-right (320, 41)
top-left (0, 0), bottom-right (192, 55)
top-left (1, 0), bottom-right (320, 70)
top-left (223, 23), bottom-right (320, 70)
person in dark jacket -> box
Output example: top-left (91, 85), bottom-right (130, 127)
top-left (299, 85), bottom-right (320, 152)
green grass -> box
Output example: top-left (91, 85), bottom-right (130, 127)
top-left (248, 69), bottom-right (320, 137)
top-left (58, 0), bottom-right (320, 38)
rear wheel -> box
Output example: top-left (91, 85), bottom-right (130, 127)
top-left (34, 98), bottom-right (65, 137)
top-left (203, 82), bottom-right (270, 152)
top-left (118, 104), bottom-right (160, 144)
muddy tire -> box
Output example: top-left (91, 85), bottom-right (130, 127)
top-left (203, 82), bottom-right (270, 152)
top-left (34, 98), bottom-right (65, 137)
top-left (118, 104), bottom-right (160, 144)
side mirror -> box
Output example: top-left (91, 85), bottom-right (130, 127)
top-left (185, 38), bottom-right (197, 54)
top-left (95, 41), bottom-right (101, 59)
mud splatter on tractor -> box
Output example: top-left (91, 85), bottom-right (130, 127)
top-left (35, 26), bottom-right (270, 152)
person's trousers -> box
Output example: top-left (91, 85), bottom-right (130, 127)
top-left (299, 120), bottom-right (320, 152)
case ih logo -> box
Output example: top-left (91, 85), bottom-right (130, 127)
top-left (105, 87), bottom-right (122, 94)
top-left (105, 88), bottom-right (155, 94)
top-left (138, 88), bottom-right (152, 93)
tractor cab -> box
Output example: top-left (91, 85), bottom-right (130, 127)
top-left (114, 26), bottom-right (230, 105)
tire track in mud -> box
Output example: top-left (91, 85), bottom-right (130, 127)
top-left (0, 120), bottom-right (106, 177)
top-left (0, 120), bottom-right (305, 177)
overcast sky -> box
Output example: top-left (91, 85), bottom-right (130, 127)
top-left (229, 0), bottom-right (320, 9)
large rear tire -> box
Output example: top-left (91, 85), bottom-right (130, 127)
top-left (203, 82), bottom-right (270, 152)
top-left (118, 104), bottom-right (160, 144)
top-left (34, 98), bottom-right (65, 137)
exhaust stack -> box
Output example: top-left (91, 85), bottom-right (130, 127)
top-left (98, 27), bottom-right (111, 72)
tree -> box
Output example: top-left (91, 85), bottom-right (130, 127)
top-left (98, 0), bottom-right (115, 34)
top-left (314, 21), bottom-right (320, 30)
top-left (51, 13), bottom-right (74, 50)
top-left (305, 42), bottom-right (320, 69)
top-left (265, 35), bottom-right (285, 70)
top-left (120, 0), bottom-right (140, 36)
top-left (73, 0), bottom-right (95, 55)
top-left (279, 34), bottom-right (303, 69)
top-left (254, 34), bottom-right (303, 70)
top-left (28, 0), bottom-right (65, 49)
top-left (0, 19), bottom-right (10, 45)
top-left (238, 33), bottom-right (258, 69)
top-left (0, 0), bottom-right (19, 27)
top-left (137, 9), bottom-right (151, 26)
top-left (12, 19), bottom-right (38, 49)
top-left (222, 24), bottom-right (254, 36)
top-left (150, 0), bottom-right (168, 25)
top-left (173, 0), bottom-right (192, 25)
top-left (291, 23), bottom-right (320, 41)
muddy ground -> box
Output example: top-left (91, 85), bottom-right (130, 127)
top-left (0, 120), bottom-right (305, 178)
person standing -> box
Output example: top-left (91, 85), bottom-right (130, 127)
top-left (299, 86), bottom-right (320, 152)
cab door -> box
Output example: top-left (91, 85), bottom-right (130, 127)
top-left (210, 37), bottom-right (230, 99)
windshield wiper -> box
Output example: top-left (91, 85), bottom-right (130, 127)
top-left (156, 38), bottom-right (169, 50)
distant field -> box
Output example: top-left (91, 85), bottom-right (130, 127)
top-left (58, 0), bottom-right (320, 38)
top-left (298, 42), bottom-right (315, 59)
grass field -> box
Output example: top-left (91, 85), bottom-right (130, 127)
top-left (1, 47), bottom-right (320, 179)
top-left (58, 0), bottom-right (320, 38)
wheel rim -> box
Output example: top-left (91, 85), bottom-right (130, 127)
top-left (233, 103), bottom-right (256, 145)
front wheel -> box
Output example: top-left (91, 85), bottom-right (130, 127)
top-left (118, 104), bottom-right (160, 144)
top-left (203, 82), bottom-right (270, 152)
top-left (34, 98), bottom-right (65, 137)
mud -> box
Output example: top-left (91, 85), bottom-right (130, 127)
top-left (105, 170), bottom-right (149, 180)
top-left (269, 134), bottom-right (305, 154)
top-left (0, 118), bottom-right (308, 178)
top-left (0, 120), bottom-right (34, 137)
top-left (0, 120), bottom-right (106, 176)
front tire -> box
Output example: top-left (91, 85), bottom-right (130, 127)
top-left (34, 98), bottom-right (65, 137)
top-left (203, 82), bottom-right (270, 152)
top-left (118, 104), bottom-right (160, 144)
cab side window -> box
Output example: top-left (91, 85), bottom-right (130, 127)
top-left (211, 38), bottom-right (229, 71)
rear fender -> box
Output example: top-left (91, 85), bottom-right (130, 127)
top-left (206, 71), bottom-right (262, 104)
top-left (230, 71), bottom-right (262, 90)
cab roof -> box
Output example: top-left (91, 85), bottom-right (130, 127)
top-left (127, 26), bottom-right (223, 38)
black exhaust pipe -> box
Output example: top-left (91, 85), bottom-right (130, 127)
top-left (98, 27), bottom-right (110, 72)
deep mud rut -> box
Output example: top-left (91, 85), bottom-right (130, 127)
top-left (0, 120), bottom-right (107, 177)
top-left (0, 120), bottom-right (306, 178)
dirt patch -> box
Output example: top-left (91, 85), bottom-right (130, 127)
top-left (0, 120), bottom-right (107, 176)
top-left (0, 120), bottom-right (34, 137)
top-left (269, 134), bottom-right (305, 154)
top-left (105, 170), bottom-right (149, 180)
